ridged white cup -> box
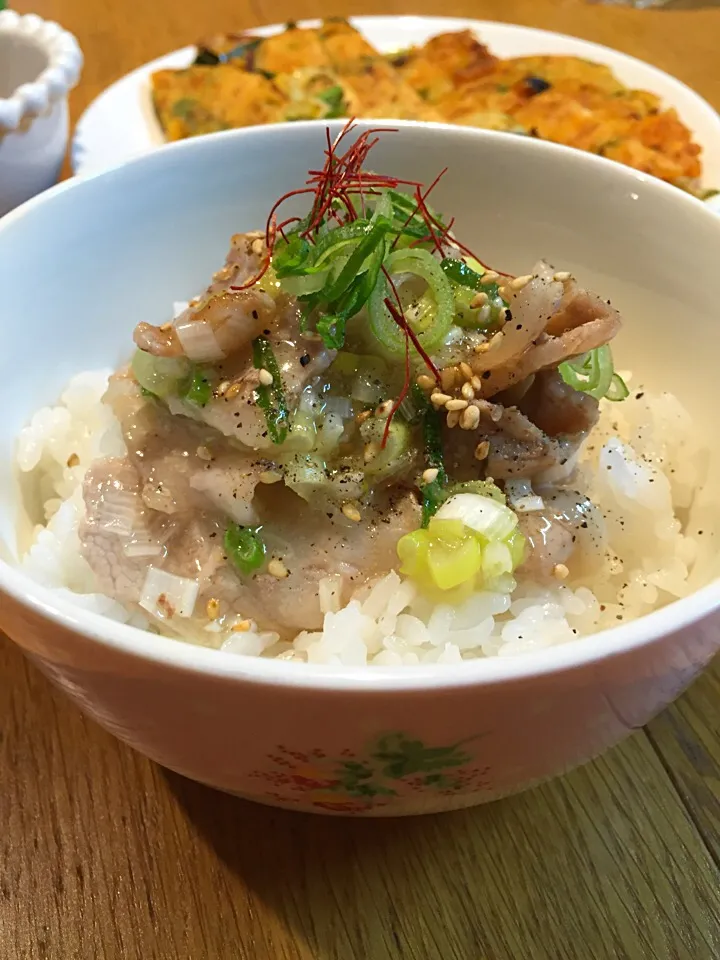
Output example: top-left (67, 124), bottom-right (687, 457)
top-left (0, 10), bottom-right (82, 216)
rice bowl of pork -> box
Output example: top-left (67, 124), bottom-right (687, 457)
top-left (0, 121), bottom-right (718, 815)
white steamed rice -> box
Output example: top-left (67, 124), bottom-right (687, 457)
top-left (15, 368), bottom-right (718, 665)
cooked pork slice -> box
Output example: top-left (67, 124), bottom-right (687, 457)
top-left (82, 460), bottom-right (421, 637)
top-left (133, 287), bottom-right (276, 360)
top-left (207, 231), bottom-right (268, 296)
top-left (104, 372), bottom-right (275, 522)
top-left (173, 297), bottom-right (335, 450)
top-left (217, 485), bottom-right (421, 633)
top-left (518, 489), bottom-right (606, 581)
top-left (470, 268), bottom-right (622, 399)
top-left (516, 369), bottom-right (599, 437)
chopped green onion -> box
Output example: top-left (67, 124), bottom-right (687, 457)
top-left (440, 258), bottom-right (507, 329)
top-left (273, 234), bottom-right (312, 278)
top-left (558, 346), bottom-right (627, 401)
top-left (131, 349), bottom-right (190, 399)
top-left (435, 493), bottom-right (518, 541)
top-left (224, 523), bottom-right (266, 575)
top-left (314, 237), bottom-right (388, 349)
top-left (420, 394), bottom-right (448, 527)
top-left (322, 219), bottom-right (391, 304)
top-left (283, 453), bottom-right (328, 502)
top-left (179, 367), bottom-right (213, 407)
top-left (397, 499), bottom-right (526, 595)
top-left (440, 257), bottom-right (485, 290)
top-left (606, 373), bottom-right (629, 402)
top-left (369, 248), bottom-right (454, 356)
top-left (252, 337), bottom-right (289, 444)
top-left (317, 84), bottom-right (346, 119)
top-left (360, 416), bottom-right (412, 482)
top-left (448, 480), bottom-right (505, 504)
top-left (279, 271), bottom-right (329, 297)
top-left (311, 221), bottom-right (376, 272)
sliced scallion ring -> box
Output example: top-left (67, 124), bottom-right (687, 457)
top-left (558, 345), bottom-right (627, 401)
top-left (368, 248), bottom-right (454, 356)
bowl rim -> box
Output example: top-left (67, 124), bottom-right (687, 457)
top-left (2, 119), bottom-right (719, 691)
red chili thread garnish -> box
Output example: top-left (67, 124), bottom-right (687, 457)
top-left (390, 167), bottom-right (448, 252)
top-left (231, 120), bottom-right (509, 304)
top-left (378, 263), bottom-right (441, 449)
top-left (230, 216), bottom-right (277, 291)
top-left (381, 301), bottom-right (412, 449)
top-left (422, 208), bottom-right (512, 276)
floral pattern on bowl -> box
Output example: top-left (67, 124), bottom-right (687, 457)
top-left (250, 732), bottom-right (492, 812)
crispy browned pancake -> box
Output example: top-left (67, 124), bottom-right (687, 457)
top-left (150, 21), bottom-right (706, 193)
top-left (151, 66), bottom-right (287, 140)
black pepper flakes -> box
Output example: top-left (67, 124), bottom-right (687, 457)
top-left (300, 354), bottom-right (311, 367)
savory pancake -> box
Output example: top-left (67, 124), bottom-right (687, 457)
top-left (151, 66), bottom-right (287, 140)
top-left (150, 20), bottom-right (708, 195)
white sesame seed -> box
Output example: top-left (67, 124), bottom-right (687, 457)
top-left (440, 367), bottom-right (458, 392)
top-left (483, 271), bottom-right (500, 283)
top-left (196, 445), bottom-right (212, 461)
top-left (553, 271), bottom-right (571, 282)
top-left (478, 304), bottom-right (491, 324)
top-left (268, 559), bottom-right (289, 579)
top-left (446, 410), bottom-right (461, 428)
top-left (510, 274), bottom-right (533, 291)
top-left (471, 375), bottom-right (482, 391)
top-left (474, 440), bottom-right (490, 461)
top-left (474, 342), bottom-right (490, 355)
top-left (342, 502), bottom-right (362, 523)
top-left (553, 563), bottom-right (570, 581)
top-left (459, 361), bottom-right (473, 380)
top-left (461, 381), bottom-right (475, 401)
top-left (446, 398), bottom-right (469, 412)
top-left (422, 467), bottom-right (439, 484)
top-left (460, 405), bottom-right (480, 430)
top-left (430, 391), bottom-right (452, 407)
top-left (258, 367), bottom-right (274, 386)
top-left (470, 291), bottom-right (488, 309)
top-left (217, 380), bottom-right (231, 396)
top-left (416, 374), bottom-right (435, 391)
top-left (225, 382), bottom-right (242, 399)
top-left (251, 238), bottom-right (265, 255)
top-left (232, 619), bottom-right (253, 632)
top-left (498, 307), bottom-right (509, 323)
top-left (206, 598), bottom-right (220, 620)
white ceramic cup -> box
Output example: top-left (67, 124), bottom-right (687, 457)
top-left (0, 10), bottom-right (82, 217)
top-left (0, 122), bottom-right (718, 815)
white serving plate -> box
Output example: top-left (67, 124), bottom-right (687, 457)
top-left (73, 15), bottom-right (720, 188)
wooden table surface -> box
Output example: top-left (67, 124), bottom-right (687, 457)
top-left (3, 1), bottom-right (720, 957)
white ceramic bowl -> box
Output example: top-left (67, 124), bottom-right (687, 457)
top-left (0, 122), bottom-right (718, 816)
top-left (0, 10), bottom-right (82, 216)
